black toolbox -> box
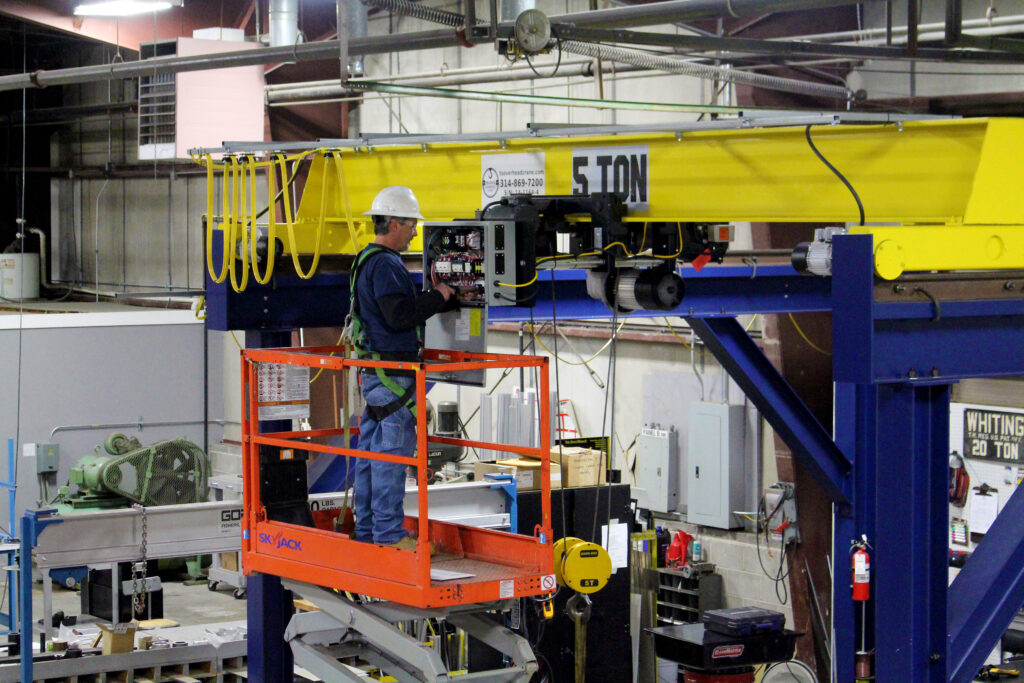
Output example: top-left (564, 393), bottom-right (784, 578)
top-left (703, 607), bottom-right (786, 637)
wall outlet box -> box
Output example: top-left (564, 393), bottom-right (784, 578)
top-left (25, 442), bottom-right (60, 474)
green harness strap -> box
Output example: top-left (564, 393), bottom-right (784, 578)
top-left (349, 246), bottom-right (420, 414)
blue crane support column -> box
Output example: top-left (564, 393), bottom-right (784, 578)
top-left (245, 329), bottom-right (295, 683)
top-left (873, 383), bottom-right (951, 682)
top-left (832, 383), bottom-right (877, 683)
top-left (19, 509), bottom-right (60, 683)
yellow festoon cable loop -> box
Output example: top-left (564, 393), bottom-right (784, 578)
top-left (205, 154), bottom-right (230, 283)
top-left (252, 154), bottom-right (281, 285)
top-left (285, 149), bottom-right (326, 279)
top-left (331, 150), bottom-right (362, 253)
top-left (228, 156), bottom-right (251, 293)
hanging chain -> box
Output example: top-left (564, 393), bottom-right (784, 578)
top-left (131, 503), bottom-right (148, 617)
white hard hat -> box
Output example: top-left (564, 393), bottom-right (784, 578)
top-left (363, 186), bottom-right (424, 220)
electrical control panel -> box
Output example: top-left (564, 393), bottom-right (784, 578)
top-left (26, 442), bottom-right (60, 475)
top-left (422, 220), bottom-right (525, 307)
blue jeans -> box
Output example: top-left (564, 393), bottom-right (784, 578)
top-left (354, 372), bottom-right (416, 544)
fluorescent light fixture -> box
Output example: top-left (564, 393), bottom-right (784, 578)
top-left (74, 0), bottom-right (181, 17)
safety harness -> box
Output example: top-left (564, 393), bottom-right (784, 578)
top-left (348, 245), bottom-right (421, 423)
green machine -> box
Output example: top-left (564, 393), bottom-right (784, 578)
top-left (50, 433), bottom-right (212, 590)
top-left (56, 433), bottom-right (210, 511)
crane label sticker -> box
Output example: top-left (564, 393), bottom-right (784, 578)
top-left (481, 152), bottom-right (546, 207)
top-left (964, 407), bottom-right (1024, 463)
top-left (256, 362), bottom-right (310, 421)
top-left (570, 145), bottom-right (649, 210)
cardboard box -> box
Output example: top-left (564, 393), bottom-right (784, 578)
top-left (561, 450), bottom-right (607, 488)
top-left (220, 552), bottom-right (239, 572)
top-left (98, 622), bottom-right (137, 655)
top-left (475, 460), bottom-right (561, 491)
top-left (548, 447), bottom-right (607, 488)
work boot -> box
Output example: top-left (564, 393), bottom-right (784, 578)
top-left (389, 536), bottom-right (437, 555)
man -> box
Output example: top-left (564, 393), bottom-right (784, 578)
top-left (349, 186), bottom-right (456, 551)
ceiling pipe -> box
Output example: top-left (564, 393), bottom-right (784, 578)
top-left (0, 30), bottom-right (462, 93)
top-left (547, 0), bottom-right (881, 29)
top-left (787, 14), bottom-right (1024, 44)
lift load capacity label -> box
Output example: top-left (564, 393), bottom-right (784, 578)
top-left (963, 408), bottom-right (1024, 462)
top-left (481, 152), bottom-right (545, 206)
top-left (570, 145), bottom-right (650, 211)
top-left (257, 363), bottom-right (310, 421)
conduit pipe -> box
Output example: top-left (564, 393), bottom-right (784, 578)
top-left (788, 13), bottom-right (1024, 43)
top-left (347, 80), bottom-right (744, 113)
top-left (267, 62), bottom-right (642, 102)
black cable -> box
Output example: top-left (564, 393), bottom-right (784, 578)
top-left (538, 299), bottom-right (570, 542)
top-left (805, 124), bottom-right (865, 227)
top-left (480, 199), bottom-right (506, 217)
top-left (525, 27), bottom-right (563, 80)
top-left (535, 650), bottom-right (556, 683)
top-left (592, 276), bottom-right (619, 545)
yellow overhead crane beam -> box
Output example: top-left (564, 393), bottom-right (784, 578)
top-left (197, 117), bottom-right (1024, 287)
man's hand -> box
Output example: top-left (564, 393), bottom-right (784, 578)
top-left (434, 282), bottom-right (456, 301)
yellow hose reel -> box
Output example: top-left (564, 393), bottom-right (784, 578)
top-left (553, 537), bottom-right (612, 594)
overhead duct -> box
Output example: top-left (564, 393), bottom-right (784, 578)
top-left (270, 0), bottom-right (300, 48)
top-left (346, 0), bottom-right (369, 77)
top-left (501, 0), bottom-right (534, 23)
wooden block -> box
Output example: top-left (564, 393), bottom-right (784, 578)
top-left (293, 598), bottom-right (321, 612)
top-left (137, 618), bottom-right (180, 629)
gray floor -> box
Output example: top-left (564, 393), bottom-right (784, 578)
top-left (31, 576), bottom-right (248, 627)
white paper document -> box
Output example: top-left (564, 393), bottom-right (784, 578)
top-left (601, 522), bottom-right (629, 571)
top-left (968, 489), bottom-right (999, 534)
top-left (430, 568), bottom-right (476, 581)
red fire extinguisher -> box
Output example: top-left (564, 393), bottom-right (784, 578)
top-left (851, 537), bottom-right (870, 602)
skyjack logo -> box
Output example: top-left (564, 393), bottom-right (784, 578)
top-left (258, 531), bottom-right (302, 551)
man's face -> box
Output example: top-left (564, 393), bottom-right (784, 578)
top-left (393, 217), bottom-right (418, 251)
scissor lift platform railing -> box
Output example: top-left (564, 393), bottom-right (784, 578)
top-left (241, 346), bottom-right (556, 609)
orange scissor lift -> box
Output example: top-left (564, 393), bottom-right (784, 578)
top-left (240, 346), bottom-right (556, 610)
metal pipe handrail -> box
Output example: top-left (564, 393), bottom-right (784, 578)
top-left (49, 419), bottom-right (231, 441)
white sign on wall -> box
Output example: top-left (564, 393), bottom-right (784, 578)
top-left (570, 144), bottom-right (650, 211)
top-left (481, 152), bottom-right (546, 207)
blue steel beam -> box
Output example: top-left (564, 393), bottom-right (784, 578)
top-left (948, 480), bottom-right (1024, 683)
top-left (206, 264), bottom-right (829, 331)
top-left (872, 384), bottom-right (950, 682)
top-left (873, 313), bottom-right (1024, 382)
top-left (685, 316), bottom-right (851, 506)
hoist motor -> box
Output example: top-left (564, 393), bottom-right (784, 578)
top-left (553, 536), bottom-right (613, 594)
